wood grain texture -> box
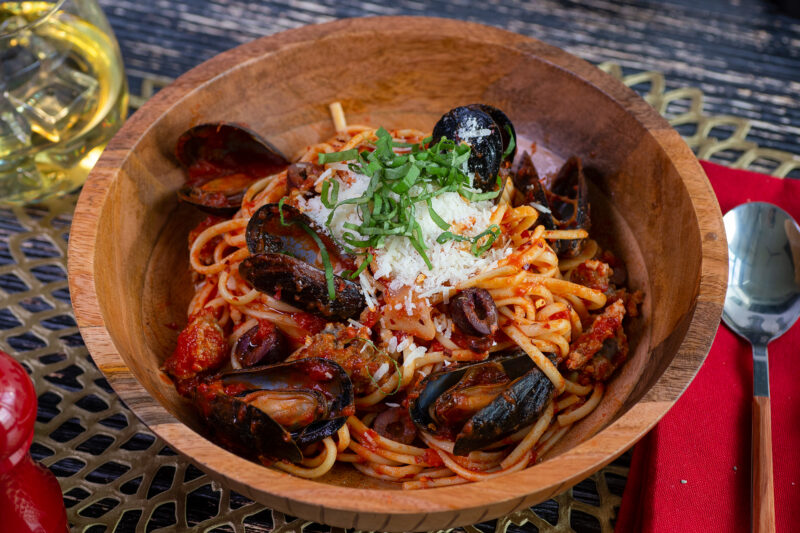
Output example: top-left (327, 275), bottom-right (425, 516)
top-left (98, 0), bottom-right (800, 162)
top-left (752, 395), bottom-right (776, 533)
top-left (66, 17), bottom-right (728, 531)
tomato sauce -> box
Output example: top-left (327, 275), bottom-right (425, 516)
top-left (291, 311), bottom-right (327, 336)
top-left (162, 310), bottom-right (228, 383)
top-left (421, 448), bottom-right (444, 467)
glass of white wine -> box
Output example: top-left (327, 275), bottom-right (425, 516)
top-left (0, 0), bottom-right (127, 204)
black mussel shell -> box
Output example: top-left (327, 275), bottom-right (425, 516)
top-left (409, 351), bottom-right (555, 455)
top-left (512, 152), bottom-right (567, 255)
top-left (512, 152), bottom-right (556, 229)
top-left (204, 391), bottom-right (302, 461)
top-left (239, 253), bottom-right (366, 320)
top-left (175, 123), bottom-right (289, 214)
top-left (201, 358), bottom-right (353, 461)
top-left (431, 106), bottom-right (504, 192)
top-left (467, 104), bottom-right (517, 164)
top-left (548, 156), bottom-right (590, 258)
top-left (176, 173), bottom-right (253, 216)
top-left (245, 203), bottom-right (351, 265)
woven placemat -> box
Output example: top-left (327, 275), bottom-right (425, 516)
top-left (2, 64), bottom-right (798, 533)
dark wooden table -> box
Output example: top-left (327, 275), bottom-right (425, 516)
top-left (101, 0), bottom-right (800, 158)
top-left (7, 1), bottom-right (797, 532)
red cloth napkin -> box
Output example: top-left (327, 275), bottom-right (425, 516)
top-left (615, 161), bottom-right (800, 532)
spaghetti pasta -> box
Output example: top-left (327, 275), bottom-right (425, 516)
top-left (163, 103), bottom-right (642, 488)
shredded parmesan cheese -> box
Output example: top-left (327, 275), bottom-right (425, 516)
top-left (299, 164), bottom-right (509, 300)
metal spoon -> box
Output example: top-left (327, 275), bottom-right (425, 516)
top-left (722, 201), bottom-right (800, 533)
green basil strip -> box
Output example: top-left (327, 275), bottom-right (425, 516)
top-left (318, 148), bottom-right (358, 164)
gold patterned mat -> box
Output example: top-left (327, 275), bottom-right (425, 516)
top-left (1, 64), bottom-right (797, 533)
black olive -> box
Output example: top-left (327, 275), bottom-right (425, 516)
top-left (449, 288), bottom-right (499, 337)
top-left (234, 323), bottom-right (287, 368)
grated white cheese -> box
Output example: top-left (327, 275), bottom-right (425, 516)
top-left (457, 115), bottom-right (491, 141)
top-left (358, 271), bottom-right (378, 310)
top-left (396, 336), bottom-right (414, 353)
top-left (386, 335), bottom-right (398, 353)
top-left (313, 167), bottom-right (334, 187)
top-left (347, 318), bottom-right (365, 329)
top-left (403, 343), bottom-right (427, 368)
top-left (372, 362), bottom-right (390, 381)
top-left (433, 313), bottom-right (453, 339)
top-left (298, 162), bottom-right (509, 299)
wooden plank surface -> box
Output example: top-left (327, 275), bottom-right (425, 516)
top-left (99, 0), bottom-right (800, 156)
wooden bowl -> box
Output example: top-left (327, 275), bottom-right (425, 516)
top-left (68, 16), bottom-right (727, 531)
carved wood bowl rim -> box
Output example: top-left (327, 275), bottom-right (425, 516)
top-left (67, 16), bottom-right (727, 532)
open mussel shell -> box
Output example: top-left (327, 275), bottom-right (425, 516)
top-left (200, 358), bottom-right (353, 462)
top-left (240, 253), bottom-right (365, 320)
top-left (513, 151), bottom-right (558, 230)
top-left (409, 350), bottom-right (555, 455)
top-left (431, 105), bottom-right (504, 192)
top-left (176, 174), bottom-right (253, 216)
top-left (175, 123), bottom-right (289, 215)
top-left (512, 153), bottom-right (590, 258)
top-left (548, 156), bottom-right (590, 258)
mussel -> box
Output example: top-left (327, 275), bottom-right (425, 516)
top-left (239, 203), bottom-right (366, 320)
top-left (409, 351), bottom-right (555, 455)
top-left (512, 152), bottom-right (558, 232)
top-left (289, 323), bottom-right (396, 396)
top-left (176, 123), bottom-right (289, 215)
top-left (513, 153), bottom-right (590, 258)
top-left (467, 104), bottom-right (516, 164)
top-left (195, 358), bottom-right (354, 462)
top-left (548, 156), bottom-right (590, 257)
top-left (431, 104), bottom-right (516, 192)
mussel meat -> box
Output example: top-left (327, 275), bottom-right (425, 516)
top-left (409, 351), bottom-right (555, 455)
top-left (176, 123), bottom-right (289, 215)
top-left (240, 203), bottom-right (366, 320)
top-left (195, 358), bottom-right (354, 462)
top-left (431, 105), bottom-right (516, 192)
top-left (289, 323), bottom-right (395, 396)
top-left (512, 152), bottom-right (558, 232)
top-left (548, 156), bottom-right (590, 258)
top-left (512, 153), bottom-right (590, 258)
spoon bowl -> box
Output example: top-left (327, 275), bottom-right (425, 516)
top-left (724, 202), bottom-right (800, 343)
top-left (722, 201), bottom-right (800, 533)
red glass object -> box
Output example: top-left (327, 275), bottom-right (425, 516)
top-left (0, 350), bottom-right (69, 533)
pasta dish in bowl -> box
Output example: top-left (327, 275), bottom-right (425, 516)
top-left (161, 103), bottom-right (642, 488)
top-left (67, 16), bottom-right (726, 531)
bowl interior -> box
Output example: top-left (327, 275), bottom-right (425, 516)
top-left (73, 17), bottom-right (722, 527)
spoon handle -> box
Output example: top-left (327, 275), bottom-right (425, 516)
top-left (752, 343), bottom-right (775, 533)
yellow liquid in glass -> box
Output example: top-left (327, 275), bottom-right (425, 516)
top-left (0, 1), bottom-right (128, 204)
